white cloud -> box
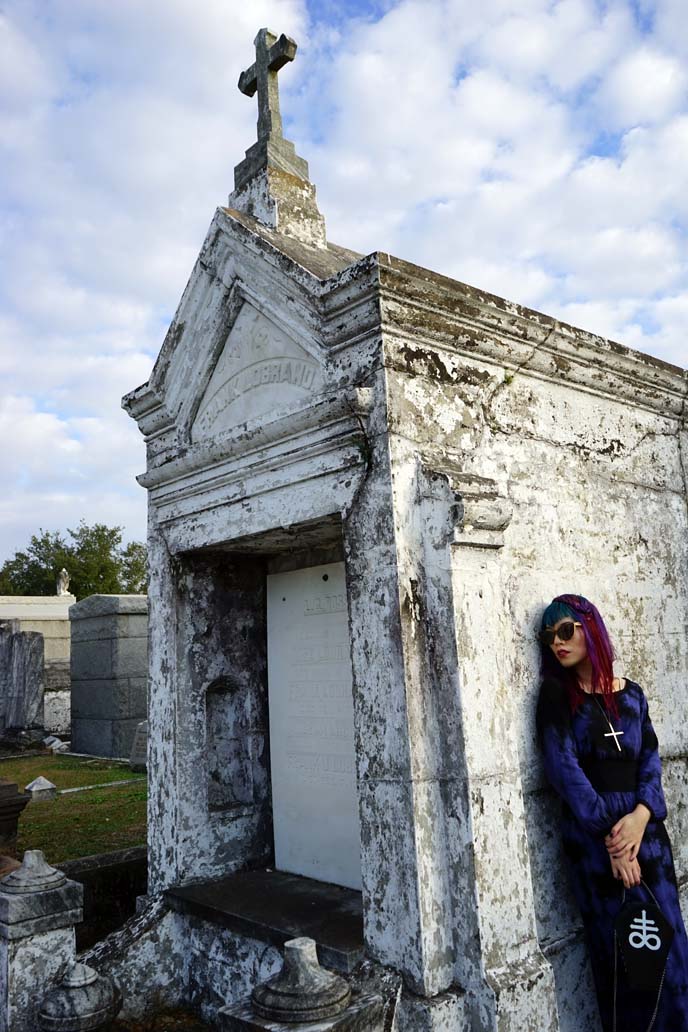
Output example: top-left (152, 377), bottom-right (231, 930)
top-left (597, 47), bottom-right (688, 128)
top-left (0, 0), bottom-right (687, 560)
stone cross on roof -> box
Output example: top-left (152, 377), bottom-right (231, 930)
top-left (229, 28), bottom-right (327, 249)
top-left (238, 29), bottom-right (297, 145)
top-left (232, 28), bottom-right (310, 194)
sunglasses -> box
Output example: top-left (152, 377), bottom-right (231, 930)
top-left (538, 620), bottom-right (582, 646)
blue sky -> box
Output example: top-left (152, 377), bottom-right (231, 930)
top-left (0, 0), bottom-right (686, 559)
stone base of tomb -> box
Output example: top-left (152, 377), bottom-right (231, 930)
top-left (394, 987), bottom-right (469, 1030)
top-left (217, 992), bottom-right (384, 1031)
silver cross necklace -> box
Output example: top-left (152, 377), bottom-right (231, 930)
top-left (592, 694), bottom-right (624, 752)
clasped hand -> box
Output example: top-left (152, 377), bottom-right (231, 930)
top-left (605, 805), bottom-right (651, 889)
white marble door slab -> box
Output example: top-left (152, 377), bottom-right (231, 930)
top-left (267, 562), bottom-right (361, 890)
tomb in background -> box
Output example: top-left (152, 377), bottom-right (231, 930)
top-left (70, 595), bottom-right (148, 758)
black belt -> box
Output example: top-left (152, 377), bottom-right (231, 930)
top-left (581, 759), bottom-right (638, 792)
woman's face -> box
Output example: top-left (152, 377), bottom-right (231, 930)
top-left (547, 618), bottom-right (588, 669)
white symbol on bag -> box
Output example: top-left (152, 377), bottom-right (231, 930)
top-left (628, 911), bottom-right (662, 951)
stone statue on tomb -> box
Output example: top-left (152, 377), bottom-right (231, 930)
top-left (56, 568), bottom-right (70, 596)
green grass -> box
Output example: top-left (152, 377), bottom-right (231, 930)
top-left (0, 755), bottom-right (147, 864)
top-left (0, 754), bottom-right (143, 792)
top-left (16, 780), bottom-right (147, 863)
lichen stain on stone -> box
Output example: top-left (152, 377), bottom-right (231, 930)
top-left (394, 344), bottom-right (492, 387)
top-left (552, 354), bottom-right (571, 373)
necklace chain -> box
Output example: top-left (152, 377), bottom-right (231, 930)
top-left (592, 694), bottom-right (624, 751)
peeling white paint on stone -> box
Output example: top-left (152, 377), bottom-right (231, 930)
top-left (0, 928), bottom-right (75, 1032)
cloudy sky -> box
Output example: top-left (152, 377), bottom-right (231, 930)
top-left (1, 0), bottom-right (686, 560)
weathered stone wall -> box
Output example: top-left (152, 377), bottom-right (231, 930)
top-left (376, 256), bottom-right (688, 1031)
top-left (145, 548), bottom-right (271, 891)
top-left (70, 595), bottom-right (148, 757)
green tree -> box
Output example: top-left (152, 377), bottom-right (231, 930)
top-left (66, 522), bottom-right (124, 598)
top-left (0, 530), bottom-right (72, 597)
top-left (120, 541), bottom-right (148, 594)
top-left (0, 522), bottom-right (147, 600)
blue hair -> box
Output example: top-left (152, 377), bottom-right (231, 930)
top-left (540, 599), bottom-right (576, 629)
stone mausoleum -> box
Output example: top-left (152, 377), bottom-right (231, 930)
top-left (81, 29), bottom-right (687, 1032)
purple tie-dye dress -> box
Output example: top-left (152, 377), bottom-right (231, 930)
top-left (537, 679), bottom-right (688, 1031)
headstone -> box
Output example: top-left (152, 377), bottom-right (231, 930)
top-left (25, 776), bottom-right (57, 801)
top-left (129, 720), bottom-right (148, 772)
top-left (267, 563), bottom-right (360, 890)
top-left (44, 691), bottom-right (71, 736)
top-left (70, 595), bottom-right (148, 758)
top-left (0, 621), bottom-right (44, 730)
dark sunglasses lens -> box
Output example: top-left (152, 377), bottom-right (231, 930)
top-left (539, 621), bottom-right (576, 646)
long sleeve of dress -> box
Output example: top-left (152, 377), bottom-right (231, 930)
top-left (537, 681), bottom-right (614, 837)
top-left (636, 688), bottom-right (668, 821)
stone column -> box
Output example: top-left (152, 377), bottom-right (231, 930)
top-left (145, 528), bottom-right (180, 893)
top-left (447, 472), bottom-right (559, 1030)
top-left (344, 441), bottom-right (468, 1027)
top-left (0, 850), bottom-right (83, 1032)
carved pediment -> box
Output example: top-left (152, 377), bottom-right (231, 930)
top-left (191, 303), bottom-right (323, 442)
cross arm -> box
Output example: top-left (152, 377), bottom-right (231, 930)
top-left (238, 33), bottom-right (297, 97)
top-left (267, 33), bottom-right (297, 73)
top-left (238, 64), bottom-right (258, 97)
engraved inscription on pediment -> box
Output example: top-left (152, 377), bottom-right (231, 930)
top-left (191, 304), bottom-right (322, 441)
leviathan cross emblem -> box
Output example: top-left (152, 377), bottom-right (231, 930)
top-left (238, 29), bottom-right (297, 144)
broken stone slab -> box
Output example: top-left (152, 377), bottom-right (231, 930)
top-left (37, 960), bottom-right (122, 1031)
top-left (25, 776), bottom-right (57, 801)
top-left (43, 736), bottom-right (60, 747)
top-left (50, 740), bottom-right (70, 754)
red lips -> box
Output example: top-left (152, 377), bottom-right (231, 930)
top-left (557, 650), bottom-right (570, 658)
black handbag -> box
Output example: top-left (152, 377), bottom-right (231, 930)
top-left (613, 880), bottom-right (674, 1032)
